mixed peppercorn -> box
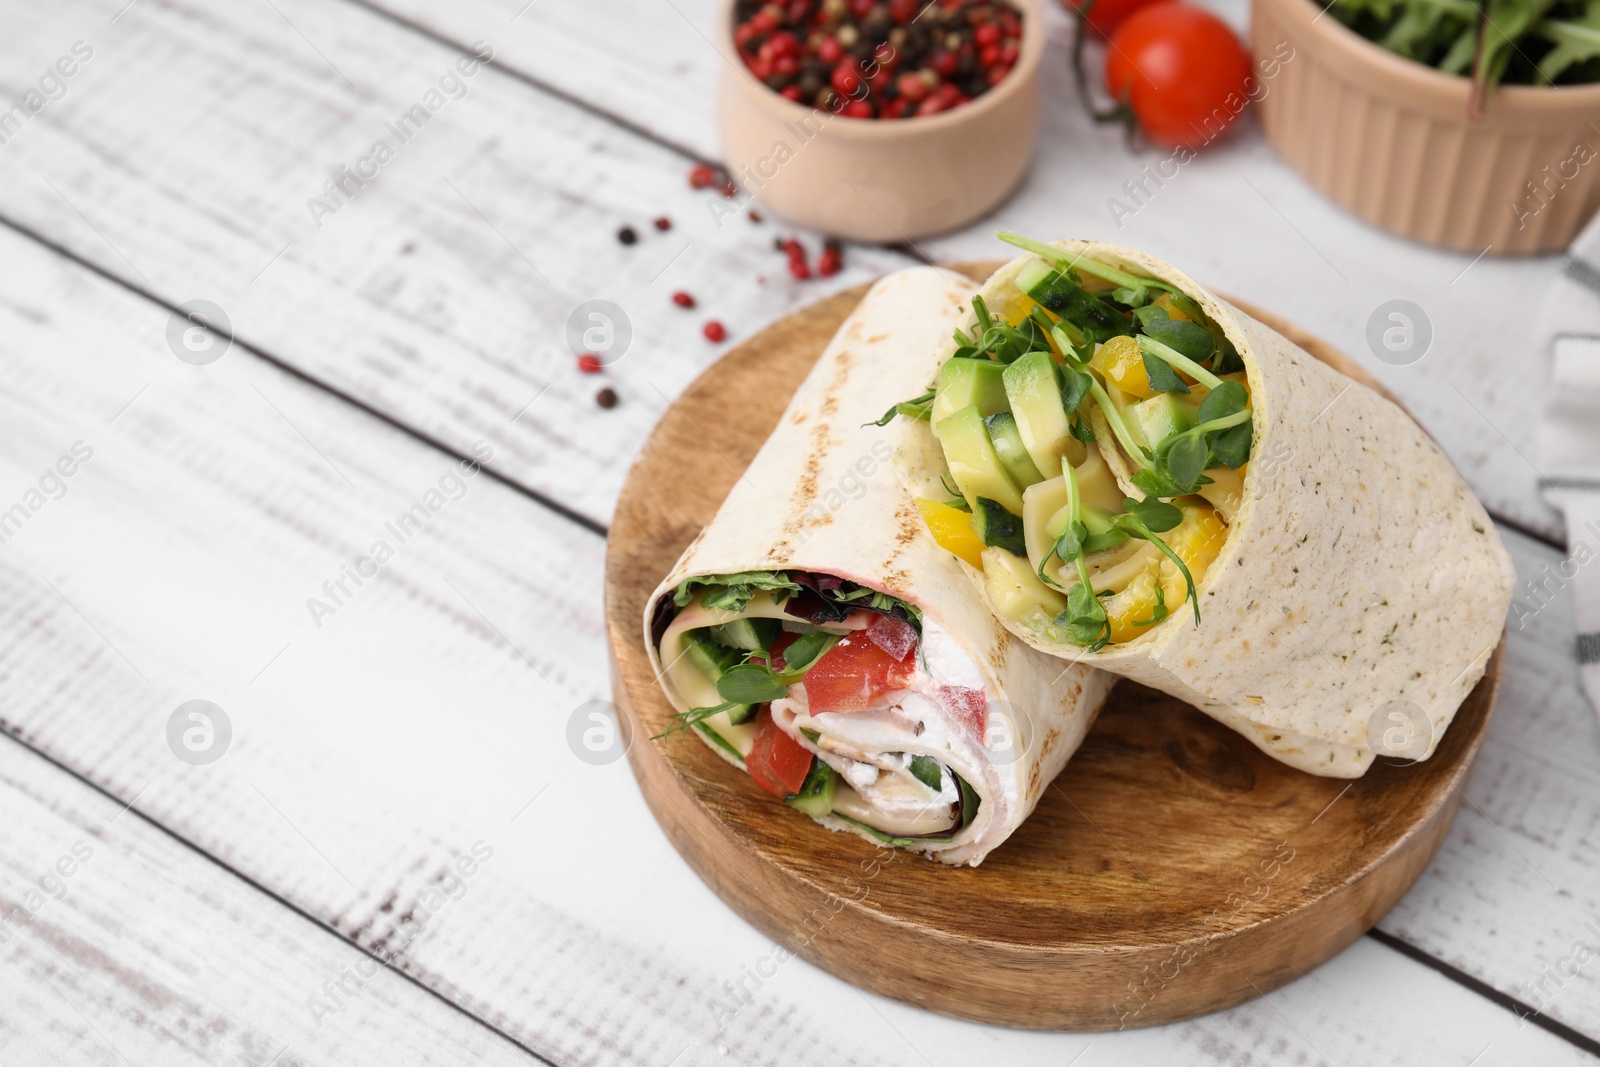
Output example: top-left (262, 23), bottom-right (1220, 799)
top-left (733, 0), bottom-right (1024, 119)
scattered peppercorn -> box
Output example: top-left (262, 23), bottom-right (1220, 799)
top-left (749, 210), bottom-right (763, 223)
top-left (818, 238), bottom-right (843, 277)
top-left (596, 387), bottom-right (619, 409)
top-left (578, 353), bottom-right (603, 373)
top-left (689, 163), bottom-right (719, 189)
top-left (731, 0), bottom-right (1023, 119)
top-left (653, 216), bottom-right (673, 231)
top-left (617, 225), bottom-right (638, 245)
top-left (672, 290), bottom-right (697, 308)
top-left (784, 237), bottom-right (811, 279)
top-left (704, 320), bottom-right (728, 342)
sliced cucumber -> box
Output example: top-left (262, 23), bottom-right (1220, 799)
top-left (971, 497), bottom-right (1027, 557)
top-left (785, 759), bottom-right (838, 817)
top-left (931, 357), bottom-right (1008, 425)
top-left (934, 403), bottom-right (1024, 515)
top-left (684, 628), bottom-right (741, 674)
top-left (683, 629), bottom-right (754, 724)
top-left (1126, 393), bottom-right (1199, 452)
top-left (692, 721), bottom-right (745, 764)
top-left (711, 617), bottom-right (781, 652)
top-left (1014, 259), bottom-right (1128, 343)
top-left (983, 412), bottom-right (1045, 489)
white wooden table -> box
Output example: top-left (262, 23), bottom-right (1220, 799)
top-left (1, 0), bottom-right (1596, 1063)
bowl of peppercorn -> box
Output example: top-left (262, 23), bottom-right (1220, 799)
top-left (718, 0), bottom-right (1045, 242)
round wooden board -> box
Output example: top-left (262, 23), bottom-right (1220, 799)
top-left (603, 262), bottom-right (1504, 1031)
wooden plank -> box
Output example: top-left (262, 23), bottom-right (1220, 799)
top-left (0, 0), bottom-right (1568, 542)
top-left (0, 202), bottom-right (1596, 1062)
top-left (0, 0), bottom-right (913, 531)
top-left (0, 740), bottom-right (540, 1066)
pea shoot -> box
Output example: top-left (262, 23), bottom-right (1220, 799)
top-left (656, 630), bottom-right (841, 738)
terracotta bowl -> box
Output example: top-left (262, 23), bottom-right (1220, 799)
top-left (715, 0), bottom-right (1046, 242)
top-left (1252, 0), bottom-right (1600, 255)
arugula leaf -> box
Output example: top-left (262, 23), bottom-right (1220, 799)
top-left (957, 773), bottom-right (981, 827)
top-left (830, 586), bottom-right (924, 629)
top-left (908, 754), bottom-right (944, 791)
top-left (674, 571), bottom-right (801, 612)
top-left (1142, 350), bottom-right (1192, 394)
top-left (1070, 415), bottom-right (1097, 443)
top-left (1534, 5), bottom-right (1600, 84)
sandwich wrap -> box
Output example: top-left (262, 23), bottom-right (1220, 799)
top-left (644, 267), bottom-right (1115, 865)
top-left (897, 240), bottom-right (1514, 778)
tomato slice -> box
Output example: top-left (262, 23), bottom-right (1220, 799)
top-left (801, 632), bottom-right (918, 715)
top-left (746, 709), bottom-right (814, 798)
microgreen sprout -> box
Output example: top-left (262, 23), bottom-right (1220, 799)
top-left (656, 630), bottom-right (841, 738)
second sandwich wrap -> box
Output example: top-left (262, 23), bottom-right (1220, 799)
top-left (896, 237), bottom-right (1514, 778)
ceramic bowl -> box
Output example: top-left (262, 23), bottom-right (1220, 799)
top-left (715, 0), bottom-right (1046, 243)
top-left (1253, 0), bottom-right (1600, 254)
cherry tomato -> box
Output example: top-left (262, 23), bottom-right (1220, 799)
top-left (800, 631), bottom-right (916, 715)
top-left (746, 710), bottom-right (814, 798)
top-left (1068, 0), bottom-right (1163, 38)
top-left (1104, 2), bottom-right (1253, 150)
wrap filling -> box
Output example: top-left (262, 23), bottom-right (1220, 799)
top-left (886, 233), bottom-right (1249, 651)
top-left (652, 570), bottom-right (994, 849)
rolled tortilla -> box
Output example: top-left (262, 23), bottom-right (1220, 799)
top-left (644, 267), bottom-right (1115, 865)
top-left (898, 241), bottom-right (1515, 778)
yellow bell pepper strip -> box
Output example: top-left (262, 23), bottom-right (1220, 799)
top-left (916, 498), bottom-right (985, 569)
